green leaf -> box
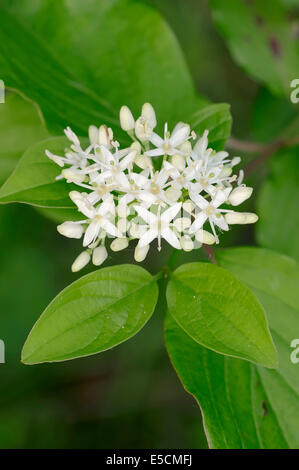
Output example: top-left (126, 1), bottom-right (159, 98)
top-left (0, 93), bottom-right (48, 186)
top-left (189, 103), bottom-right (232, 151)
top-left (165, 247), bottom-right (299, 449)
top-left (165, 313), bottom-right (288, 449)
top-left (0, 0), bottom-right (205, 134)
top-left (210, 0), bottom-right (299, 96)
top-left (0, 137), bottom-right (86, 208)
top-left (22, 264), bottom-right (159, 364)
top-left (167, 262), bottom-right (278, 368)
top-left (257, 146), bottom-right (299, 262)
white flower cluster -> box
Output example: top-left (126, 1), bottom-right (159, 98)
top-left (46, 103), bottom-right (258, 272)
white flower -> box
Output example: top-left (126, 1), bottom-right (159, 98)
top-left (99, 145), bottom-right (136, 190)
top-left (189, 189), bottom-right (231, 243)
top-left (71, 195), bottom-right (119, 247)
top-left (134, 203), bottom-right (182, 251)
top-left (146, 122), bottom-right (190, 157)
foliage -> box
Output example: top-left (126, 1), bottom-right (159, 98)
top-left (0, 0), bottom-right (298, 449)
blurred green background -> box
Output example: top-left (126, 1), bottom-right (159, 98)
top-left (0, 0), bottom-right (297, 448)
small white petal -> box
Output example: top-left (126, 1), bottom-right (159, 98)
top-left (161, 227), bottom-right (181, 249)
top-left (83, 221), bottom-right (100, 246)
top-left (161, 202), bottom-right (182, 223)
top-left (170, 124), bottom-right (190, 147)
top-left (190, 212), bottom-right (208, 233)
top-left (138, 228), bottom-right (158, 248)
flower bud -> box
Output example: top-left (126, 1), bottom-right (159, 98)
top-left (183, 199), bottom-right (195, 214)
top-left (99, 125), bottom-right (113, 147)
top-left (141, 103), bottom-right (157, 128)
top-left (62, 169), bottom-right (87, 184)
top-left (57, 222), bottom-right (83, 239)
top-left (195, 229), bottom-right (216, 245)
top-left (165, 187), bottom-right (181, 202)
top-left (231, 156), bottom-right (241, 167)
top-left (173, 217), bottom-right (191, 232)
top-left (92, 246), bottom-right (108, 266)
top-left (71, 251), bottom-right (90, 272)
top-left (225, 211), bottom-right (258, 225)
top-left (228, 186), bottom-right (253, 206)
top-left (219, 166), bottom-right (232, 178)
top-left (171, 154), bottom-right (186, 171)
top-left (134, 244), bottom-right (150, 262)
top-left (244, 212), bottom-right (259, 224)
top-left (120, 106), bottom-right (135, 131)
top-left (88, 125), bottom-right (99, 145)
top-left (110, 238), bottom-right (129, 252)
top-left (180, 236), bottom-right (194, 252)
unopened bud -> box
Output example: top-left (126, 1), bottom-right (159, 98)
top-left (120, 106), bottom-right (135, 131)
top-left (219, 166), bottom-right (232, 178)
top-left (171, 154), bottom-right (186, 171)
top-left (57, 222), bottom-right (83, 239)
top-left (165, 187), bottom-right (181, 202)
top-left (195, 229), bottom-right (216, 245)
top-left (71, 251), bottom-right (90, 272)
top-left (92, 246), bottom-right (108, 266)
top-left (225, 212), bottom-right (258, 225)
top-left (141, 103), bottom-right (157, 128)
top-left (179, 141), bottom-right (192, 155)
top-left (62, 169), bottom-right (87, 184)
top-left (228, 186), bottom-right (253, 206)
top-left (183, 199), bottom-right (195, 214)
top-left (88, 125), bottom-right (99, 145)
top-left (180, 236), bottom-right (194, 252)
top-left (134, 244), bottom-right (150, 262)
top-left (110, 238), bottom-right (129, 252)
top-left (99, 125), bottom-right (112, 147)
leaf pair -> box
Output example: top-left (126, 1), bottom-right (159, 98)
top-left (22, 252), bottom-right (278, 370)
